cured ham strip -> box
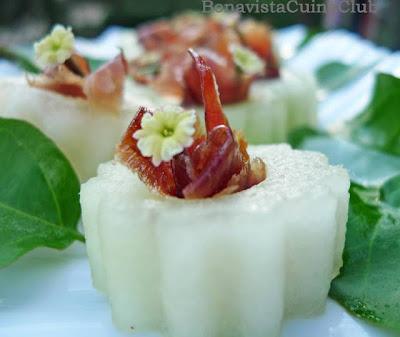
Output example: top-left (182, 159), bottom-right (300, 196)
top-left (28, 63), bottom-right (86, 98)
top-left (184, 48), bottom-right (252, 105)
top-left (137, 20), bottom-right (178, 50)
top-left (83, 53), bottom-right (128, 111)
top-left (177, 50), bottom-right (263, 199)
top-left (117, 107), bottom-right (177, 196)
top-left (130, 14), bottom-right (276, 105)
top-left (65, 53), bottom-right (91, 77)
top-left (28, 53), bottom-right (127, 111)
top-left (181, 126), bottom-right (242, 198)
top-left (118, 49), bottom-right (266, 199)
top-left (187, 49), bottom-right (227, 131)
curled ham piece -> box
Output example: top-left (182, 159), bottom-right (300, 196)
top-left (84, 53), bottom-right (128, 111)
top-left (28, 53), bottom-right (127, 111)
top-left (184, 48), bottom-right (252, 105)
top-left (27, 53), bottom-right (88, 98)
top-left (130, 14), bottom-right (280, 104)
top-left (117, 49), bottom-right (266, 199)
top-left (118, 106), bottom-right (177, 196)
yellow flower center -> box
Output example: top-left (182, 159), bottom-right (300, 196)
top-left (133, 106), bottom-right (196, 166)
top-left (162, 127), bottom-right (175, 137)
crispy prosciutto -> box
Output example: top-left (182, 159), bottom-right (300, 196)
top-left (28, 53), bottom-right (128, 111)
top-left (130, 13), bottom-right (280, 105)
top-left (118, 49), bottom-right (266, 199)
top-left (83, 53), bottom-right (128, 111)
top-left (27, 53), bottom-right (88, 98)
top-left (184, 48), bottom-right (252, 105)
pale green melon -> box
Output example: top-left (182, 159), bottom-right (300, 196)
top-left (196, 69), bottom-right (317, 144)
top-left (0, 69), bottom-right (316, 181)
top-left (80, 144), bottom-right (349, 337)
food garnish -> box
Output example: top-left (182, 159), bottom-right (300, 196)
top-left (230, 45), bottom-right (265, 76)
top-left (129, 13), bottom-right (280, 105)
top-left (0, 117), bottom-right (83, 268)
top-left (29, 24), bottom-right (127, 111)
top-left (118, 49), bottom-right (266, 199)
top-left (133, 106), bottom-right (196, 166)
top-left (34, 25), bottom-right (75, 67)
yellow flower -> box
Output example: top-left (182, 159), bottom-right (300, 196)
top-left (133, 106), bottom-right (196, 166)
top-left (230, 45), bottom-right (265, 76)
top-left (34, 24), bottom-right (75, 67)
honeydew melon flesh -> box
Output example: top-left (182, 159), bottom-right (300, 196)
top-left (80, 144), bottom-right (350, 337)
top-left (0, 68), bottom-right (315, 181)
top-left (0, 77), bottom-right (166, 181)
top-left (212, 68), bottom-right (318, 144)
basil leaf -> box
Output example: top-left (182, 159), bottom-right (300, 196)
top-left (289, 71), bottom-right (400, 331)
top-left (330, 184), bottom-right (400, 332)
top-left (289, 72), bottom-right (400, 185)
top-left (0, 118), bottom-right (83, 268)
top-left (381, 175), bottom-right (400, 208)
top-left (349, 73), bottom-right (400, 156)
top-left (316, 61), bottom-right (371, 92)
top-left (289, 128), bottom-right (400, 186)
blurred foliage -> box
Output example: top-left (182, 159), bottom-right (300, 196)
top-left (0, 0), bottom-right (399, 50)
top-left (107, 0), bottom-right (325, 28)
top-left (0, 0), bottom-right (324, 44)
top-left (0, 46), bottom-right (39, 73)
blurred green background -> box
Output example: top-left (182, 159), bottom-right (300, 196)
top-left (0, 0), bottom-right (399, 49)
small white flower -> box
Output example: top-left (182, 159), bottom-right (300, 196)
top-left (230, 44), bottom-right (265, 76)
top-left (133, 106), bottom-right (196, 166)
top-left (34, 24), bottom-right (75, 68)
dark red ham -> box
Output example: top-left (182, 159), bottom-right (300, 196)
top-left (118, 49), bottom-right (266, 199)
top-left (184, 48), bottom-right (252, 105)
top-left (129, 14), bottom-right (278, 105)
top-left (117, 107), bottom-right (177, 196)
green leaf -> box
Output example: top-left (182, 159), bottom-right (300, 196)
top-left (315, 61), bottom-right (375, 92)
top-left (330, 184), bottom-right (400, 332)
top-left (288, 127), bottom-right (400, 186)
top-left (0, 46), bottom-right (40, 74)
top-left (381, 175), bottom-right (400, 208)
top-left (289, 72), bottom-right (400, 185)
top-left (349, 73), bottom-right (400, 156)
top-left (0, 118), bottom-right (84, 268)
top-left (289, 71), bottom-right (400, 331)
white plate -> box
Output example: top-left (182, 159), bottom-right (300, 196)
top-left (0, 243), bottom-right (396, 337)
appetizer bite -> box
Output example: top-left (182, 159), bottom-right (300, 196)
top-left (127, 12), bottom-right (317, 143)
top-left (0, 25), bottom-right (163, 180)
top-left (81, 50), bottom-right (349, 337)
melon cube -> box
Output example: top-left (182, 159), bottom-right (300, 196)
top-left (80, 144), bottom-right (349, 337)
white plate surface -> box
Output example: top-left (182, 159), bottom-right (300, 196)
top-left (0, 244), bottom-right (397, 337)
